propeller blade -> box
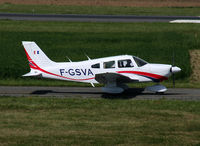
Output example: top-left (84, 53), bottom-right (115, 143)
top-left (172, 49), bottom-right (175, 67)
top-left (171, 49), bottom-right (181, 88)
top-left (172, 73), bottom-right (175, 88)
top-left (172, 49), bottom-right (175, 88)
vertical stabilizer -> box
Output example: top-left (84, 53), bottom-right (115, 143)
top-left (22, 41), bottom-right (55, 68)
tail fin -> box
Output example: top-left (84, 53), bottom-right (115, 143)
top-left (22, 41), bottom-right (55, 69)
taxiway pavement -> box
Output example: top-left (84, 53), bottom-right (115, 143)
top-left (0, 13), bottom-right (200, 22)
top-left (0, 86), bottom-right (200, 100)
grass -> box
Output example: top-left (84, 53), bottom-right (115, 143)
top-left (1, 20), bottom-right (200, 86)
top-left (1, 78), bottom-right (200, 89)
top-left (0, 3), bottom-right (200, 16)
top-left (0, 97), bottom-right (200, 145)
top-left (0, 20), bottom-right (200, 87)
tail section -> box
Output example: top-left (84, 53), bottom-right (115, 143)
top-left (22, 41), bottom-right (55, 68)
top-left (22, 41), bottom-right (56, 77)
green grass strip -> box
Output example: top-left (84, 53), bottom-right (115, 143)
top-left (0, 97), bottom-right (200, 145)
top-left (0, 4), bottom-right (200, 16)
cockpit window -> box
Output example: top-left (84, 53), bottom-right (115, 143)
top-left (91, 63), bottom-right (100, 68)
top-left (104, 61), bottom-right (115, 69)
top-left (118, 59), bottom-right (134, 68)
top-left (133, 56), bottom-right (148, 67)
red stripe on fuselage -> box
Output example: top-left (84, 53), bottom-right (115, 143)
top-left (24, 48), bottom-right (95, 81)
top-left (117, 71), bottom-right (168, 82)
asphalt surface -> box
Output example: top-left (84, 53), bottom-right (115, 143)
top-left (0, 13), bottom-right (200, 22)
top-left (0, 86), bottom-right (200, 100)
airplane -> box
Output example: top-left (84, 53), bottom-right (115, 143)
top-left (22, 41), bottom-right (181, 94)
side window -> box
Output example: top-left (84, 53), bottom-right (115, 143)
top-left (91, 63), bottom-right (100, 68)
top-left (104, 61), bottom-right (115, 69)
top-left (118, 59), bottom-right (134, 68)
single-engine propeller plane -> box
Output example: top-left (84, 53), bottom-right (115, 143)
top-left (22, 41), bottom-right (181, 93)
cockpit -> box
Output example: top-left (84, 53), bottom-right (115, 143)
top-left (91, 55), bottom-right (148, 69)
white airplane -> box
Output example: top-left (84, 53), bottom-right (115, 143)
top-left (22, 41), bottom-right (181, 93)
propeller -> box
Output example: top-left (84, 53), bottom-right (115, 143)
top-left (170, 50), bottom-right (181, 88)
top-left (172, 50), bottom-right (175, 88)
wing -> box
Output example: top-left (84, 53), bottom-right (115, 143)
top-left (95, 72), bottom-right (139, 85)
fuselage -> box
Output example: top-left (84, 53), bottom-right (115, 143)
top-left (35, 55), bottom-right (175, 84)
top-left (22, 41), bottom-right (182, 93)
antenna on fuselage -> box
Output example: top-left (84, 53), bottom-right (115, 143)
top-left (84, 53), bottom-right (91, 60)
top-left (66, 56), bottom-right (72, 62)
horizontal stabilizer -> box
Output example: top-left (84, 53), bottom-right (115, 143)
top-left (22, 69), bottom-right (42, 77)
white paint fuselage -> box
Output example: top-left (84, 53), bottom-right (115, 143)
top-left (36, 55), bottom-right (175, 84)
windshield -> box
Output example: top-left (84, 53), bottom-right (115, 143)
top-left (133, 56), bottom-right (148, 67)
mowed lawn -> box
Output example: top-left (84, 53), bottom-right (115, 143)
top-left (0, 97), bottom-right (200, 145)
top-left (1, 21), bottom-right (200, 79)
top-left (0, 4), bottom-right (200, 16)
